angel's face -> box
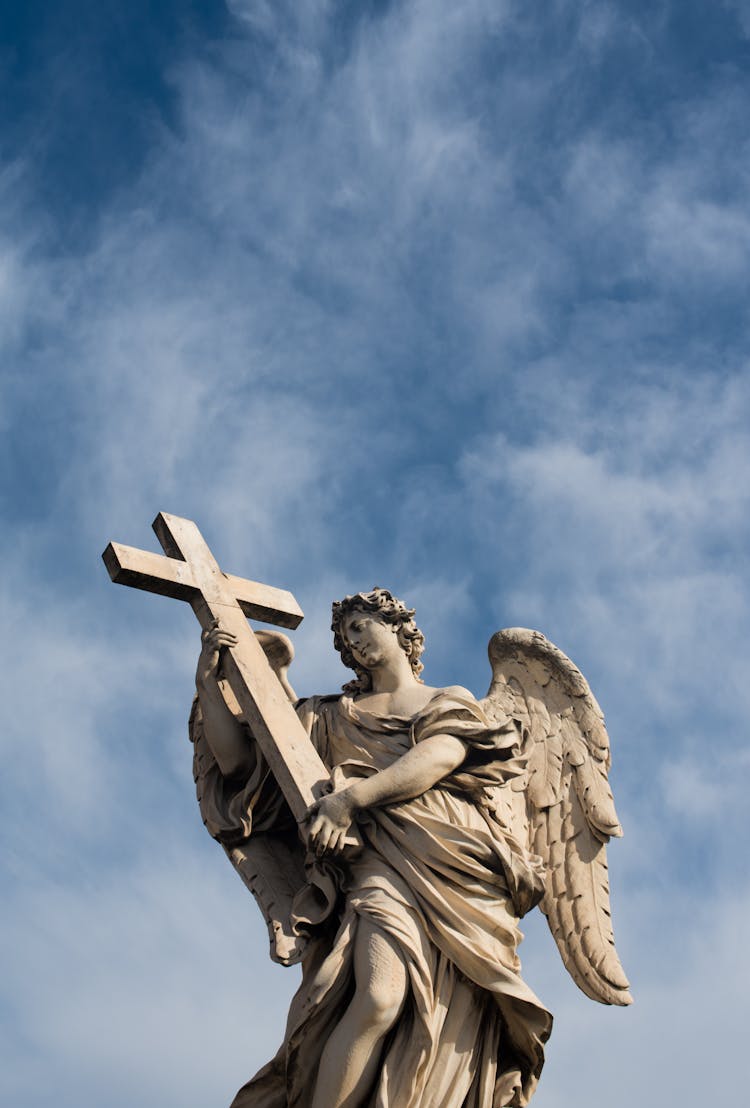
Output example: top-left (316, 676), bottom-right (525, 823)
top-left (342, 608), bottom-right (401, 671)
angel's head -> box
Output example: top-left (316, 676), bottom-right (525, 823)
top-left (331, 587), bottom-right (425, 694)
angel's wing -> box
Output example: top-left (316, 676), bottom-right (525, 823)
top-left (189, 629), bottom-right (307, 967)
top-left (481, 628), bottom-right (632, 1006)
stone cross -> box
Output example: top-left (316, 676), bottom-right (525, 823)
top-left (102, 512), bottom-right (329, 823)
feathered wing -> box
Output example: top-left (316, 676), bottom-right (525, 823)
top-left (481, 628), bottom-right (632, 1006)
top-left (189, 629), bottom-right (308, 967)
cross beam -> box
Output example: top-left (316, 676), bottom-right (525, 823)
top-left (103, 512), bottom-right (328, 822)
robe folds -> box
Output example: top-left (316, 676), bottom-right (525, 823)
top-left (193, 687), bottom-right (553, 1108)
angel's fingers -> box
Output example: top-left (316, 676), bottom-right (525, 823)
top-left (316, 825), bottom-right (336, 856)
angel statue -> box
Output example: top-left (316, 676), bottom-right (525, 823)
top-left (190, 587), bottom-right (631, 1108)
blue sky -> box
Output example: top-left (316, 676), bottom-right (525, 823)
top-left (2, 1), bottom-right (749, 1104)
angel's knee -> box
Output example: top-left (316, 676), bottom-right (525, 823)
top-left (353, 972), bottom-right (407, 1033)
top-left (352, 921), bottom-right (408, 1034)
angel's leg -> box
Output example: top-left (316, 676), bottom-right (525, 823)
top-left (311, 916), bottom-right (407, 1108)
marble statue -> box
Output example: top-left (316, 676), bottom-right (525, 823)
top-left (103, 514), bottom-right (630, 1108)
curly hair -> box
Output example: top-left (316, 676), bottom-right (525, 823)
top-left (331, 587), bottom-right (425, 694)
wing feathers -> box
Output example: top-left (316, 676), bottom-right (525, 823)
top-left (572, 756), bottom-right (623, 839)
top-left (536, 780), bottom-right (631, 1005)
top-left (486, 628), bottom-right (631, 1007)
top-left (565, 788), bottom-right (631, 998)
top-left (564, 718), bottom-right (622, 837)
top-left (527, 724), bottom-right (564, 809)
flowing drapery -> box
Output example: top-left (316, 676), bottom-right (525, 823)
top-left (193, 689), bottom-right (553, 1108)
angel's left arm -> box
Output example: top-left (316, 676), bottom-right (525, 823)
top-left (307, 735), bottom-right (466, 854)
top-left (350, 734), bottom-right (467, 809)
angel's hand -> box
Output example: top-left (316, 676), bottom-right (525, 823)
top-left (196, 619), bottom-right (238, 690)
top-left (305, 790), bottom-right (357, 857)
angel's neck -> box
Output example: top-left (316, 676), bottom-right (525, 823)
top-left (368, 653), bottom-right (416, 694)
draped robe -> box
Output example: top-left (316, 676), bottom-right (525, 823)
top-left (193, 686), bottom-right (553, 1108)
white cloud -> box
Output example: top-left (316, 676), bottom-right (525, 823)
top-left (0, 840), bottom-right (300, 1108)
top-left (527, 881), bottom-right (750, 1106)
top-left (646, 190), bottom-right (750, 284)
top-left (459, 372), bottom-right (750, 707)
top-left (662, 746), bottom-right (750, 823)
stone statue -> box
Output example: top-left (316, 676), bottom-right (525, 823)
top-left (103, 515), bottom-right (630, 1108)
top-left (192, 591), bottom-right (631, 1108)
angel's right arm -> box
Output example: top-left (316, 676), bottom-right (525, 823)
top-left (196, 622), bottom-right (255, 778)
